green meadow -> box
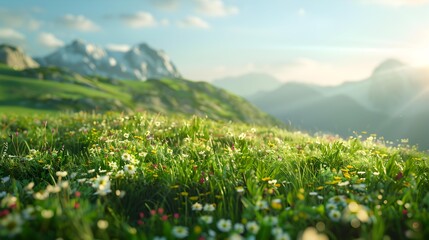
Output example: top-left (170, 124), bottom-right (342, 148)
top-left (0, 112), bottom-right (428, 239)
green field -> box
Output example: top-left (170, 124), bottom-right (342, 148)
top-left (0, 64), bottom-right (279, 126)
top-left (0, 112), bottom-right (428, 239)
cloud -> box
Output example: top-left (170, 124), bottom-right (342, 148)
top-left (150, 0), bottom-right (180, 10)
top-left (0, 28), bottom-right (25, 40)
top-left (194, 0), bottom-right (239, 17)
top-left (178, 16), bottom-right (210, 29)
top-left (119, 11), bottom-right (158, 28)
top-left (106, 44), bottom-right (131, 52)
top-left (0, 8), bottom-right (41, 30)
top-left (38, 32), bottom-right (64, 48)
top-left (360, 0), bottom-right (429, 6)
top-left (59, 14), bottom-right (99, 32)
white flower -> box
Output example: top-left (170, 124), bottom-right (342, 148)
top-left (325, 203), bottom-right (337, 211)
top-left (0, 191), bottom-right (6, 198)
top-left (229, 233), bottom-right (244, 240)
top-left (172, 226), bottom-right (188, 239)
top-left (1, 176), bottom-right (10, 183)
top-left (275, 232), bottom-right (291, 240)
top-left (373, 172), bottom-right (380, 176)
top-left (92, 176), bottom-right (111, 196)
top-left (123, 133), bottom-right (129, 139)
top-left (153, 236), bottom-right (167, 240)
top-left (121, 153), bottom-right (133, 162)
top-left (56, 171), bottom-right (67, 177)
top-left (97, 219), bottom-right (109, 229)
top-left (233, 223), bottom-right (245, 234)
top-left (246, 221), bottom-right (260, 234)
top-left (124, 164), bottom-right (136, 175)
top-left (217, 218), bottom-right (232, 232)
top-left (263, 215), bottom-right (278, 225)
top-left (328, 195), bottom-right (347, 207)
top-left (203, 203), bottom-right (216, 212)
top-left (0, 213), bottom-right (23, 237)
top-left (309, 191), bottom-right (318, 196)
top-left (338, 181), bottom-right (350, 187)
top-left (192, 202), bottom-right (203, 211)
top-left (268, 179), bottom-right (278, 185)
top-left (271, 226), bottom-right (283, 236)
top-left (200, 215), bottom-right (213, 224)
top-left (328, 209), bottom-right (342, 222)
top-left (255, 200), bottom-right (269, 210)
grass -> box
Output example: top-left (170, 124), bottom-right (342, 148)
top-left (0, 67), bottom-right (279, 126)
top-left (0, 111), bottom-right (428, 239)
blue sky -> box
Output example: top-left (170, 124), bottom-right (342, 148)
top-left (1, 0), bottom-right (429, 85)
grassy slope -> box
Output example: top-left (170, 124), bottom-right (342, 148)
top-left (0, 64), bottom-right (279, 126)
top-left (0, 112), bottom-right (428, 239)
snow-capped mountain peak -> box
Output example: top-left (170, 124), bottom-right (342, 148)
top-left (36, 40), bottom-right (181, 80)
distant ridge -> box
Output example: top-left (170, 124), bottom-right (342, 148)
top-left (0, 44), bottom-right (39, 70)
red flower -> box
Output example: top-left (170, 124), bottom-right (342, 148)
top-left (402, 209), bottom-right (408, 216)
top-left (157, 208), bottom-right (164, 215)
top-left (161, 215), bottom-right (168, 221)
top-left (174, 213), bottom-right (180, 219)
top-left (150, 209), bottom-right (157, 216)
top-left (137, 220), bottom-right (144, 225)
top-left (74, 202), bottom-right (80, 209)
top-left (139, 212), bottom-right (145, 218)
top-left (0, 209), bottom-right (10, 217)
top-left (75, 191), bottom-right (81, 198)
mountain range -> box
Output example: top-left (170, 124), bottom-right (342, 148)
top-left (243, 59), bottom-right (429, 149)
top-left (35, 40), bottom-right (181, 80)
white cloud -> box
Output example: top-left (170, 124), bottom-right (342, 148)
top-left (150, 0), bottom-right (180, 10)
top-left (105, 44), bottom-right (131, 52)
top-left (360, 0), bottom-right (429, 6)
top-left (178, 16), bottom-right (210, 29)
top-left (38, 32), bottom-right (64, 48)
top-left (0, 28), bottom-right (25, 40)
top-left (120, 11), bottom-right (158, 28)
top-left (59, 14), bottom-right (99, 32)
top-left (194, 0), bottom-right (239, 17)
top-left (0, 8), bottom-right (41, 30)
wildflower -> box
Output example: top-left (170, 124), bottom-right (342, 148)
top-left (275, 232), bottom-right (291, 240)
top-left (87, 169), bottom-right (96, 174)
top-left (121, 153), bottom-right (133, 162)
top-left (246, 221), bottom-right (260, 234)
top-left (255, 200), bottom-right (269, 210)
top-left (309, 191), bottom-right (318, 196)
top-left (236, 186), bottom-right (245, 193)
top-left (1, 213), bottom-right (23, 237)
top-left (33, 191), bottom-right (49, 200)
top-left (172, 226), bottom-right (189, 239)
top-left (328, 195), bottom-right (347, 207)
top-left (97, 219), bottom-right (109, 230)
top-left (373, 172), bottom-right (380, 176)
top-left (192, 202), bottom-right (203, 211)
top-left (41, 209), bottom-right (54, 219)
top-left (233, 223), bottom-right (245, 234)
top-left (124, 164), bottom-right (136, 175)
top-left (92, 176), bottom-right (112, 196)
top-left (203, 203), bottom-right (215, 212)
top-left (229, 233), bottom-right (244, 240)
top-left (123, 133), bottom-right (129, 139)
top-left (338, 181), bottom-right (350, 187)
top-left (263, 215), bottom-right (279, 225)
top-left (200, 215), bottom-right (213, 224)
top-left (1, 176), bottom-right (10, 183)
top-left (328, 209), bottom-right (341, 222)
top-left (46, 184), bottom-right (61, 193)
top-left (271, 226), bottom-right (283, 236)
top-left (268, 179), bottom-right (278, 185)
top-left (56, 171), bottom-right (67, 178)
top-left (0, 191), bottom-right (6, 198)
top-left (115, 190), bottom-right (126, 198)
top-left (217, 218), bottom-right (232, 232)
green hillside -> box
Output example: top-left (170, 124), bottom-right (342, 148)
top-left (0, 64), bottom-right (279, 126)
top-left (0, 112), bottom-right (428, 239)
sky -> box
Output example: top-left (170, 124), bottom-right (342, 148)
top-left (1, 0), bottom-right (429, 85)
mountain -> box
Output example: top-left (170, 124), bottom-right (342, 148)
top-left (0, 62), bottom-right (279, 126)
top-left (36, 40), bottom-right (181, 81)
top-left (248, 59), bottom-right (429, 149)
top-left (0, 44), bottom-right (39, 70)
top-left (212, 73), bottom-right (283, 97)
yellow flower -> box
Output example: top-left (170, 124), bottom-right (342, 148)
top-left (180, 192), bottom-right (189, 197)
top-left (261, 177), bottom-right (271, 181)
